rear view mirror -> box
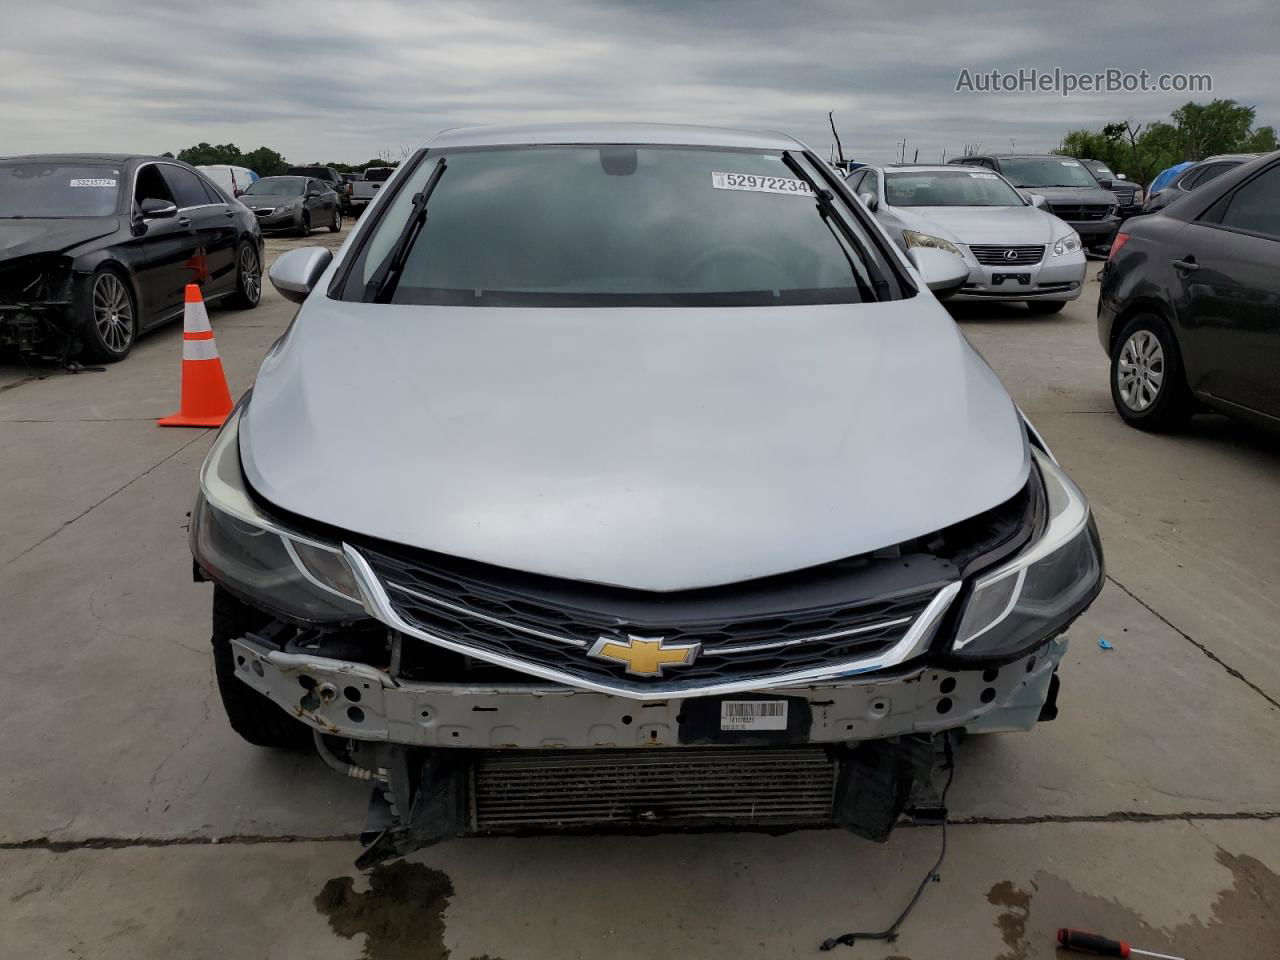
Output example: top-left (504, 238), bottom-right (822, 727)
top-left (269, 246), bottom-right (332, 303)
top-left (906, 247), bottom-right (968, 300)
top-left (1028, 194), bottom-right (1049, 210)
top-left (858, 191), bottom-right (878, 212)
top-left (139, 198), bottom-right (178, 219)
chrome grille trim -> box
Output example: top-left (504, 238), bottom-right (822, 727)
top-left (386, 580), bottom-right (587, 648)
top-left (703, 615), bottom-right (914, 655)
top-left (344, 543), bottom-right (962, 702)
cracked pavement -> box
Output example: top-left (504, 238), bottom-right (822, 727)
top-left (1, 241), bottom-right (1278, 958)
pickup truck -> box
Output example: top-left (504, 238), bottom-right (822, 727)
top-left (348, 166), bottom-right (397, 213)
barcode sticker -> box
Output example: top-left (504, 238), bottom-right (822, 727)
top-left (720, 700), bottom-right (788, 731)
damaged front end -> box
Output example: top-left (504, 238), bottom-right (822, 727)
top-left (193, 406), bottom-right (1100, 868)
top-left (0, 254), bottom-right (76, 359)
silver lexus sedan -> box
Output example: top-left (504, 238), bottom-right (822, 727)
top-left (848, 164), bottom-right (1087, 314)
top-left (188, 123), bottom-right (1103, 866)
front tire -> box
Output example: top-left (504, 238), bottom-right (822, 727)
top-left (1025, 300), bottom-right (1067, 315)
top-left (226, 240), bottom-right (261, 310)
top-left (295, 211), bottom-right (310, 237)
top-left (211, 587), bottom-right (311, 749)
top-left (79, 267), bottom-right (137, 363)
top-left (329, 209), bottom-right (342, 233)
top-left (1110, 313), bottom-right (1194, 431)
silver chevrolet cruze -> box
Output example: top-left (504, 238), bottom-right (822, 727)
top-left (189, 123), bottom-right (1103, 865)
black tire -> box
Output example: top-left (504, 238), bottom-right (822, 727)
top-left (211, 587), bottom-right (311, 750)
top-left (1025, 299), bottom-right (1067, 315)
top-left (328, 208), bottom-right (342, 233)
top-left (1109, 312), bottom-right (1194, 431)
top-left (78, 266), bottom-right (137, 363)
top-left (226, 240), bottom-right (262, 310)
top-left (296, 211), bottom-right (310, 237)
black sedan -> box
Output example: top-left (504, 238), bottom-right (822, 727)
top-left (238, 176), bottom-right (341, 236)
top-left (0, 153), bottom-right (263, 363)
top-left (1098, 150), bottom-right (1280, 431)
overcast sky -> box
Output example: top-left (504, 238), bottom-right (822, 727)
top-left (4, 0), bottom-right (1277, 166)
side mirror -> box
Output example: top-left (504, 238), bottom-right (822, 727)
top-left (139, 198), bottom-right (178, 219)
top-left (269, 247), bottom-right (332, 304)
top-left (1028, 193), bottom-right (1049, 210)
top-left (1097, 179), bottom-right (1114, 190)
top-left (906, 247), bottom-right (968, 300)
top-left (858, 191), bottom-right (879, 212)
top-left (1116, 173), bottom-right (1127, 180)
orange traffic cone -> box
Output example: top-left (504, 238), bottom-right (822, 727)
top-left (157, 285), bottom-right (233, 428)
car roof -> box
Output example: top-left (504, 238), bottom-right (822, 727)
top-left (424, 122), bottom-right (803, 151)
top-left (0, 153), bottom-right (156, 164)
top-left (1195, 153), bottom-right (1258, 163)
top-left (879, 165), bottom-right (968, 173)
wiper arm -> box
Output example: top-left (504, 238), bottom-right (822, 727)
top-left (364, 158), bottom-right (447, 303)
top-left (781, 152), bottom-right (880, 302)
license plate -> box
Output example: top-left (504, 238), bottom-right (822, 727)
top-left (992, 272), bottom-right (1031, 286)
top-left (720, 700), bottom-right (788, 731)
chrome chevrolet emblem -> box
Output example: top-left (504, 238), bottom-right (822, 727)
top-left (588, 634), bottom-right (700, 677)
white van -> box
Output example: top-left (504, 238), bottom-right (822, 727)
top-left (197, 164), bottom-right (258, 198)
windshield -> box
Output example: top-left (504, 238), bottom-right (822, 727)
top-left (999, 158), bottom-right (1099, 188)
top-left (885, 170), bottom-right (1024, 207)
top-left (0, 162), bottom-right (121, 218)
top-left (341, 145), bottom-right (887, 307)
top-left (244, 177), bottom-right (306, 197)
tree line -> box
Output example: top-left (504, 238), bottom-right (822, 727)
top-left (161, 142), bottom-right (400, 176)
top-left (1052, 98), bottom-right (1276, 185)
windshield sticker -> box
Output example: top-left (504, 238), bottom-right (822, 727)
top-left (1058, 161), bottom-right (1081, 167)
top-left (69, 178), bottom-right (117, 187)
top-left (968, 172), bottom-right (999, 179)
top-left (711, 171), bottom-right (814, 196)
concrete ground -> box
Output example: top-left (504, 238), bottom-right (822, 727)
top-left (1, 234), bottom-right (1277, 960)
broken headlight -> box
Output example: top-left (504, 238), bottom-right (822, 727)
top-left (190, 406), bottom-right (368, 624)
top-left (951, 449), bottom-right (1103, 661)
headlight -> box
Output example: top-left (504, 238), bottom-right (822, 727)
top-left (1052, 233), bottom-right (1081, 256)
top-left (951, 449), bottom-right (1103, 660)
top-left (903, 230), bottom-right (963, 258)
top-left (190, 406), bottom-right (368, 624)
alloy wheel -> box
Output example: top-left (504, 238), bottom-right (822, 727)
top-left (1116, 329), bottom-right (1164, 412)
top-left (240, 245), bottom-right (261, 303)
top-left (93, 273), bottom-right (134, 354)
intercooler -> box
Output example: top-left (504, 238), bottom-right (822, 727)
top-left (470, 747), bottom-right (838, 831)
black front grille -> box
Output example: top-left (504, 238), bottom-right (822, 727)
top-left (1049, 203), bottom-right (1112, 221)
top-left (969, 244), bottom-right (1044, 266)
top-left (359, 546), bottom-right (949, 692)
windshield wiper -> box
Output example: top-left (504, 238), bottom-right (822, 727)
top-left (364, 158), bottom-right (447, 303)
top-left (781, 152), bottom-right (880, 302)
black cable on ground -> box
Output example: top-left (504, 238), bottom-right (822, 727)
top-left (819, 733), bottom-right (956, 952)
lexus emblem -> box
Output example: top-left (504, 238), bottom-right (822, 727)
top-left (1003, 249), bottom-right (1019, 261)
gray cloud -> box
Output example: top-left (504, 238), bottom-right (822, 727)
top-left (3, 0), bottom-right (1277, 165)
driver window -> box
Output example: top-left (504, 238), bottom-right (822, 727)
top-left (134, 164), bottom-right (175, 209)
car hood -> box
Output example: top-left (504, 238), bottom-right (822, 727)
top-left (0, 217), bottom-right (118, 260)
top-left (241, 295), bottom-right (1030, 591)
top-left (890, 205), bottom-right (1062, 245)
top-left (241, 194), bottom-right (300, 206)
top-left (1015, 185), bottom-right (1116, 206)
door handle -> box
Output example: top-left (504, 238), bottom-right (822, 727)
top-left (224, 208), bottom-right (234, 217)
top-left (1172, 256), bottom-right (1199, 273)
top-left (178, 217), bottom-right (191, 227)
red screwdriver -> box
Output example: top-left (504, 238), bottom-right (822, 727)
top-left (1057, 929), bottom-right (1185, 959)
